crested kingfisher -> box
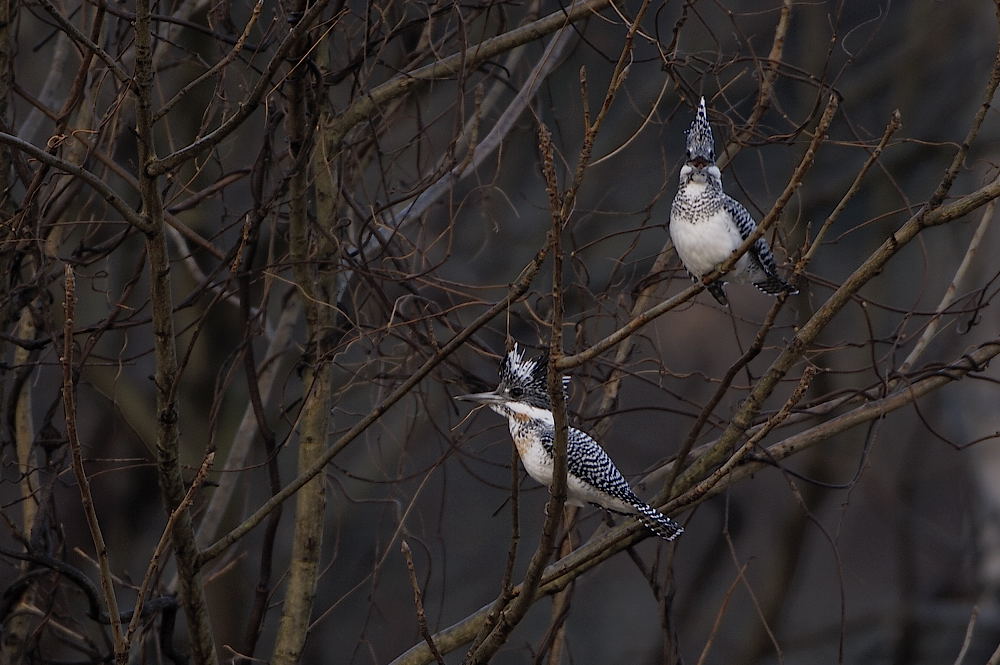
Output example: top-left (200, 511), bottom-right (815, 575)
top-left (670, 96), bottom-right (797, 306)
top-left (455, 345), bottom-right (684, 541)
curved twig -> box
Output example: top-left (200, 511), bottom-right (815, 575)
top-left (0, 131), bottom-right (149, 231)
top-left (61, 266), bottom-right (126, 660)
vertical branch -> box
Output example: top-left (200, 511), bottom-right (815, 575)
top-left (61, 266), bottom-right (126, 663)
top-left (0, 0), bottom-right (13, 203)
top-left (464, 9), bottom-right (650, 656)
top-left (271, 6), bottom-right (332, 664)
top-left (540, 120), bottom-right (568, 524)
top-left (544, 122), bottom-right (570, 579)
top-left (561, 0), bottom-right (651, 214)
top-left (716, 0), bottom-right (793, 169)
top-left (2, 305), bottom-right (39, 664)
top-left (13, 306), bottom-right (37, 534)
top-left (133, 1), bottom-right (217, 663)
top-left (126, 452), bottom-right (216, 651)
top-left (539, 527), bottom-right (576, 665)
top-left (463, 123), bottom-right (568, 665)
top-left (897, 177), bottom-right (997, 375)
top-left (401, 540), bottom-right (447, 665)
top-left (468, 445), bottom-right (523, 652)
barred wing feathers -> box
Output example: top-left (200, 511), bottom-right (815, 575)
top-left (539, 426), bottom-right (684, 541)
top-left (721, 194), bottom-right (797, 296)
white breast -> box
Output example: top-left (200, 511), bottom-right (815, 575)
top-left (508, 422), bottom-right (637, 512)
top-left (509, 422), bottom-right (551, 480)
top-left (671, 201), bottom-right (748, 278)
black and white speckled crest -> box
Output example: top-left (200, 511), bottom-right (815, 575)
top-left (685, 96), bottom-right (715, 164)
top-left (497, 344), bottom-right (569, 409)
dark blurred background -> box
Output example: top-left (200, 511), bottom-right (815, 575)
top-left (1, 1), bottom-right (999, 664)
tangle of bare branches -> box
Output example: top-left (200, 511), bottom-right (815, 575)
top-left (0, 2), bottom-right (998, 665)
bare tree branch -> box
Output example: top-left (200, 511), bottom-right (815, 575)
top-left (148, 1), bottom-right (334, 176)
top-left (199, 246), bottom-right (551, 565)
top-left (0, 131), bottom-right (149, 230)
top-left (61, 265), bottom-right (126, 663)
top-left (134, 0), bottom-right (217, 661)
top-left (391, 339), bottom-right (1000, 665)
top-left (5, 3), bottom-right (999, 664)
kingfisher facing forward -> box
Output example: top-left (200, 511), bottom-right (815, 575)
top-left (455, 345), bottom-right (683, 541)
top-left (670, 97), bottom-right (797, 306)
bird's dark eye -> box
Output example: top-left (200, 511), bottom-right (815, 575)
top-left (509, 387), bottom-right (524, 398)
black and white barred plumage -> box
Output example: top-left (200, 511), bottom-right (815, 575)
top-left (455, 345), bottom-right (683, 541)
top-left (670, 96), bottom-right (797, 306)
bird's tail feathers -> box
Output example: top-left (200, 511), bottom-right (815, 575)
top-left (706, 280), bottom-right (728, 306)
top-left (634, 503), bottom-right (684, 541)
top-left (753, 274), bottom-right (797, 297)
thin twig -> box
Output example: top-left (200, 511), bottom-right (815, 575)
top-left (898, 175), bottom-right (998, 374)
top-left (192, 299), bottom-right (300, 551)
top-left (716, 0), bottom-right (793, 170)
top-left (693, 563), bottom-right (748, 665)
top-left (152, 0), bottom-right (266, 122)
top-left (383, 24), bottom-right (575, 227)
top-left (799, 110), bottom-right (902, 265)
top-left (61, 265), bottom-right (126, 662)
top-left (401, 540), bottom-right (447, 665)
top-left (951, 605), bottom-right (978, 665)
top-left (36, 0), bottom-right (131, 84)
top-left (308, 0), bottom-right (616, 165)
top-left (0, 131), bottom-right (149, 231)
top-left (126, 452), bottom-right (216, 648)
top-left (149, 0), bottom-right (331, 175)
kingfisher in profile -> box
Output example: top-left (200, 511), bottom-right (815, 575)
top-left (455, 345), bottom-right (683, 541)
top-left (670, 96), bottom-right (797, 306)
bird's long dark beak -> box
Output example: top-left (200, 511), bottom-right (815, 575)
top-left (454, 391), bottom-right (503, 404)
